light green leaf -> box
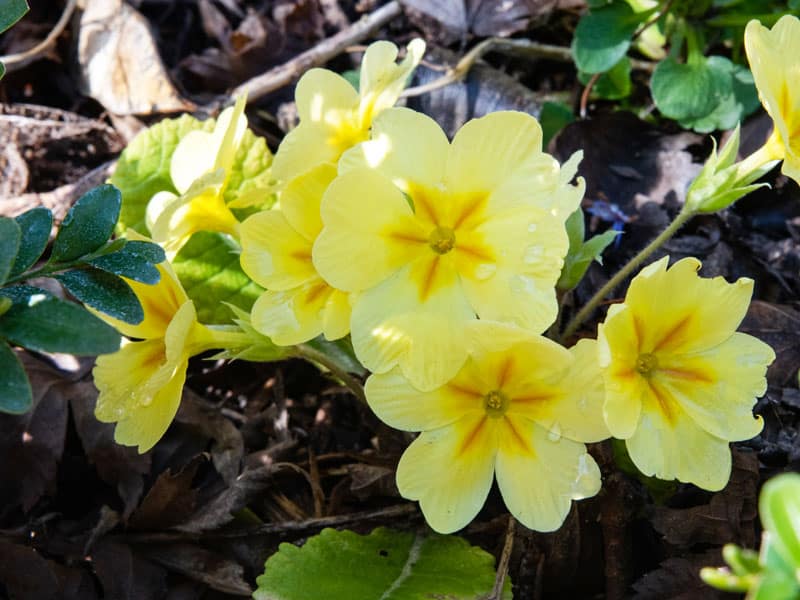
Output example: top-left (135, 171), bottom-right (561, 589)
top-left (112, 114), bottom-right (214, 233)
top-left (0, 285), bottom-right (120, 355)
top-left (224, 127), bottom-right (276, 214)
top-left (10, 207), bottom-right (52, 278)
top-left (578, 56), bottom-right (632, 100)
top-left (51, 185), bottom-right (122, 263)
top-left (760, 473), bottom-right (800, 569)
top-left (679, 56), bottom-right (760, 133)
top-left (89, 240), bottom-right (165, 284)
top-left (558, 210), bottom-right (620, 291)
top-left (254, 527), bottom-right (512, 600)
top-left (0, 341), bottom-right (32, 414)
top-left (56, 268), bottom-right (143, 324)
top-left (0, 0), bottom-right (28, 34)
top-left (0, 217), bottom-right (21, 285)
top-left (651, 56), bottom-right (729, 121)
top-left (172, 232), bottom-right (263, 324)
top-left (572, 2), bottom-right (644, 74)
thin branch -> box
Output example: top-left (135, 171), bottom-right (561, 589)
top-left (488, 515), bottom-right (517, 600)
top-left (230, 1), bottom-right (401, 104)
top-left (1, 0), bottom-right (77, 73)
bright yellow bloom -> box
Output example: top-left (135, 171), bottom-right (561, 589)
top-left (366, 322), bottom-right (608, 533)
top-left (313, 108), bottom-right (584, 391)
top-left (146, 96), bottom-right (248, 257)
top-left (93, 257), bottom-right (248, 452)
top-left (744, 15), bottom-right (800, 184)
top-left (270, 39), bottom-right (425, 185)
top-left (597, 256), bottom-right (774, 491)
top-left (240, 164), bottom-right (350, 345)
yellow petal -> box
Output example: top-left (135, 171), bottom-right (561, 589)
top-left (365, 366), bottom-right (482, 432)
top-left (321, 289), bottom-right (351, 341)
top-left (212, 95), bottom-right (248, 174)
top-left (280, 163), bottom-right (337, 241)
top-left (295, 68), bottom-right (360, 124)
top-left (625, 256), bottom-right (754, 354)
top-left (240, 210), bottom-right (317, 291)
top-left (349, 259), bottom-right (473, 391)
top-left (339, 107), bottom-right (449, 191)
top-left (270, 122), bottom-right (343, 185)
top-left (358, 39), bottom-right (425, 125)
top-left (170, 130), bottom-right (217, 194)
top-left (249, 279), bottom-right (333, 346)
top-left (655, 332), bottom-right (771, 441)
top-left (396, 415), bottom-right (497, 534)
top-left (626, 385), bottom-right (732, 491)
top-left (495, 415), bottom-right (601, 531)
top-left (313, 168), bottom-right (425, 292)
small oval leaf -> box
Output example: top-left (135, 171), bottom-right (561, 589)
top-left (89, 240), bottom-right (165, 284)
top-left (0, 286), bottom-right (121, 355)
top-left (0, 217), bottom-right (21, 285)
top-left (571, 3), bottom-right (642, 74)
top-left (10, 207), bottom-right (52, 278)
top-left (51, 185), bottom-right (122, 263)
top-left (0, 341), bottom-right (32, 414)
top-left (56, 268), bottom-right (144, 324)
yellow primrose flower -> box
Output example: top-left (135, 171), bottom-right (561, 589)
top-left (270, 39), bottom-right (425, 185)
top-left (313, 108), bottom-right (584, 391)
top-left (240, 164), bottom-right (350, 345)
top-left (146, 96), bottom-right (249, 257)
top-left (597, 256), bottom-right (775, 491)
top-left (366, 322), bottom-right (608, 533)
top-left (93, 256), bottom-right (250, 452)
top-left (744, 15), bottom-right (800, 184)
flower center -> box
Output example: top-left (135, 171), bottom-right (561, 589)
top-left (635, 353), bottom-right (659, 378)
top-left (428, 226), bottom-right (456, 255)
top-left (483, 389), bottom-right (510, 418)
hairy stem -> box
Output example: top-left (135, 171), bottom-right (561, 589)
top-left (294, 343), bottom-right (367, 405)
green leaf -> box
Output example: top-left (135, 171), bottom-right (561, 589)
top-left (0, 0), bottom-right (28, 34)
top-left (172, 232), bottom-right (263, 324)
top-left (254, 527), bottom-right (512, 600)
top-left (0, 217), bottom-right (21, 285)
top-left (0, 341), bottom-right (32, 414)
top-left (760, 473), bottom-right (800, 569)
top-left (10, 207), bottom-right (52, 278)
top-left (651, 55), bottom-right (729, 121)
top-left (0, 62), bottom-right (5, 79)
top-left (571, 2), bottom-right (644, 74)
top-left (679, 57), bottom-right (760, 133)
top-left (558, 210), bottom-right (620, 291)
top-left (56, 268), bottom-right (143, 324)
top-left (0, 286), bottom-right (120, 355)
top-left (578, 56), bottom-right (632, 100)
top-left (51, 185), bottom-right (122, 263)
top-left (89, 240), bottom-right (165, 284)
top-left (222, 127), bottom-right (276, 213)
top-left (305, 336), bottom-right (367, 377)
top-left (539, 101), bottom-right (575, 149)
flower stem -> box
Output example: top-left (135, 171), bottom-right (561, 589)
top-left (294, 343), bottom-right (367, 405)
top-left (560, 208), bottom-right (695, 342)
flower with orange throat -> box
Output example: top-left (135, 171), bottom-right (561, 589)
top-left (597, 256), bottom-right (774, 491)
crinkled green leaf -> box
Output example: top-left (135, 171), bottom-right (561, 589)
top-left (0, 0), bottom-right (28, 34)
top-left (651, 55), bottom-right (729, 121)
top-left (0, 286), bottom-right (120, 355)
top-left (10, 207), bottom-right (52, 278)
top-left (56, 268), bottom-right (143, 324)
top-left (112, 114), bottom-right (213, 233)
top-left (571, 2), bottom-right (644, 74)
top-left (254, 527), bottom-right (511, 600)
top-left (224, 128), bottom-right (276, 215)
top-left (679, 57), bottom-right (760, 133)
top-left (51, 185), bottom-right (121, 263)
top-left (579, 56), bottom-right (632, 100)
top-left (213, 304), bottom-right (291, 362)
top-left (0, 217), bottom-right (21, 285)
top-left (89, 240), bottom-right (165, 284)
top-left (172, 232), bottom-right (262, 324)
top-left (0, 341), bottom-right (32, 415)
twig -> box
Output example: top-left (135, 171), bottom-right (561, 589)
top-left (1, 0), bottom-right (77, 73)
top-left (231, 1), bottom-right (401, 104)
top-left (402, 38), bottom-right (655, 99)
top-left (579, 72), bottom-right (601, 118)
top-left (488, 515), bottom-right (517, 599)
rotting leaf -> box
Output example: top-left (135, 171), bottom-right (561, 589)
top-left (92, 540), bottom-right (167, 600)
top-left (142, 544), bottom-right (252, 596)
top-left (77, 0), bottom-right (194, 115)
top-left (129, 455), bottom-right (203, 531)
top-left (740, 301), bottom-right (800, 387)
top-left (632, 549), bottom-right (728, 600)
top-left (0, 541), bottom-right (61, 600)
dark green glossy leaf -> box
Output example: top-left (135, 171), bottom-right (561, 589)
top-left (10, 207), bottom-right (52, 278)
top-left (89, 240), bottom-right (165, 284)
top-left (540, 101), bottom-right (575, 149)
top-left (0, 0), bottom-right (28, 34)
top-left (571, 2), bottom-right (643, 74)
top-left (56, 268), bottom-right (143, 324)
top-left (0, 217), bottom-right (21, 285)
top-left (0, 341), bottom-right (32, 414)
top-left (51, 185), bottom-right (122, 263)
top-left (0, 286), bottom-right (120, 355)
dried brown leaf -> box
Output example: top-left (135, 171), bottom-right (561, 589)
top-left (128, 456), bottom-right (203, 531)
top-left (92, 540), bottom-right (167, 600)
top-left (741, 301), bottom-right (800, 387)
top-left (142, 544), bottom-right (252, 596)
top-left (632, 549), bottom-right (727, 600)
top-left (0, 542), bottom-right (61, 600)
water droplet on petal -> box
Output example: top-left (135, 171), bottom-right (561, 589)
top-left (547, 423), bottom-right (562, 442)
top-left (474, 263), bottom-right (497, 280)
top-left (523, 245), bottom-right (544, 264)
top-left (527, 223), bottom-right (538, 233)
top-left (577, 396), bottom-right (588, 410)
top-left (571, 454), bottom-right (601, 499)
top-left (510, 275), bottom-right (536, 295)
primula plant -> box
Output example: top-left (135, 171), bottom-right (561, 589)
top-left (4, 6), bottom-right (800, 598)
